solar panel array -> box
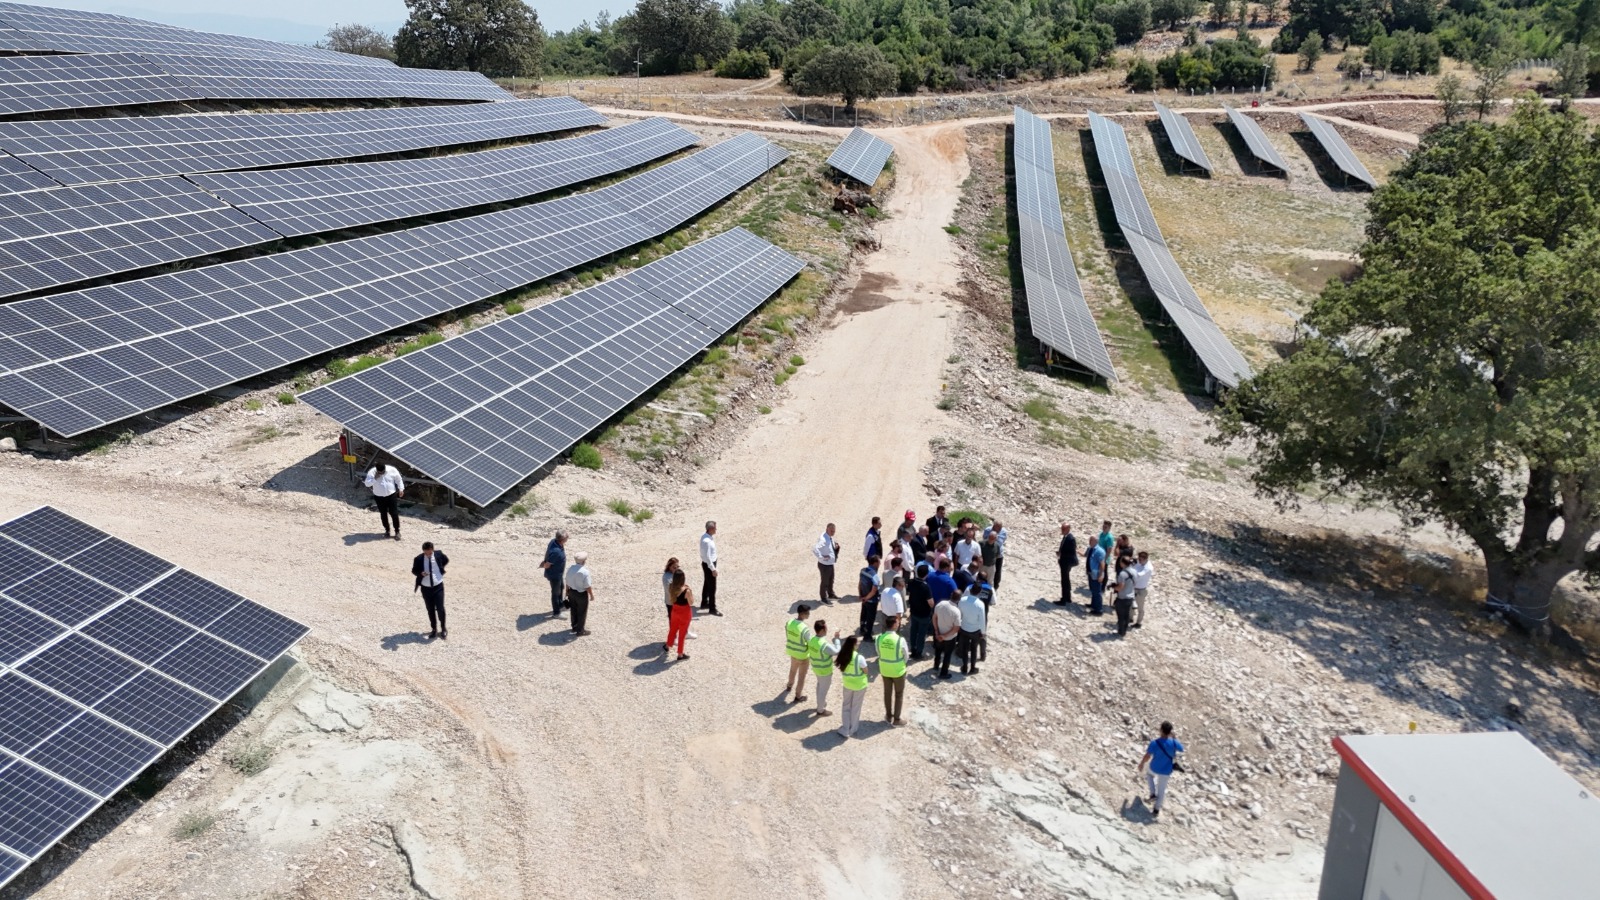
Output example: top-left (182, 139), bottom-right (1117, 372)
top-left (1010, 108), bottom-right (1115, 381)
top-left (0, 176), bottom-right (281, 300)
top-left (190, 117), bottom-right (699, 238)
top-left (0, 134), bottom-right (788, 437)
top-left (826, 127), bottom-right (893, 187)
top-left (1088, 112), bottom-right (1252, 391)
top-left (0, 52), bottom-right (192, 117)
top-left (1298, 113), bottom-right (1377, 189)
top-left (301, 228), bottom-right (805, 507)
top-left (1153, 103), bottom-right (1213, 174)
top-left (138, 54), bottom-right (509, 104)
top-left (1224, 104), bottom-right (1289, 174)
top-left (0, 1), bottom-right (392, 67)
top-left (0, 505), bottom-right (307, 891)
top-left (0, 97), bottom-right (605, 188)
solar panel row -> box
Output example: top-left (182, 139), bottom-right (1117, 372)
top-left (1298, 113), bottom-right (1377, 189)
top-left (0, 52), bottom-right (193, 117)
top-left (1087, 112), bottom-right (1252, 391)
top-left (300, 227), bottom-right (805, 507)
top-left (0, 96), bottom-right (606, 188)
top-left (0, 1), bottom-right (392, 67)
top-left (1010, 108), bottom-right (1115, 381)
top-left (190, 117), bottom-right (699, 238)
top-left (1153, 103), bottom-right (1213, 174)
top-left (1224, 104), bottom-right (1289, 173)
top-left (826, 127), bottom-right (893, 187)
top-left (0, 505), bottom-right (307, 890)
top-left (0, 134), bottom-right (788, 438)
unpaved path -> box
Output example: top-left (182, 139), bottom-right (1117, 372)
top-left (0, 125), bottom-right (972, 899)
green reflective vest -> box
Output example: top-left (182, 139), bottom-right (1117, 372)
top-left (808, 635), bottom-right (834, 675)
top-left (876, 632), bottom-right (907, 678)
top-left (841, 653), bottom-right (868, 691)
top-left (785, 618), bottom-right (810, 659)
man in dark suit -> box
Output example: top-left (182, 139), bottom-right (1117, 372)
top-left (412, 541), bottom-right (449, 640)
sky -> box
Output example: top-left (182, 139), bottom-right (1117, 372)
top-left (11, 0), bottom-right (625, 40)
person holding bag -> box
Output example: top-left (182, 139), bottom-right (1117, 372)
top-left (1137, 721), bottom-right (1185, 818)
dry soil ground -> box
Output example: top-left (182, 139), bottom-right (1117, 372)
top-left (1, 96), bottom-right (1598, 900)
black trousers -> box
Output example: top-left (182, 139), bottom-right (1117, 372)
top-left (546, 577), bottom-right (563, 615)
top-left (1114, 596), bottom-right (1134, 635)
top-left (993, 556), bottom-right (1004, 589)
top-left (858, 598), bottom-right (878, 637)
top-left (933, 637), bottom-right (956, 676)
top-left (375, 493), bottom-right (400, 534)
top-left (817, 563), bottom-right (835, 601)
top-left (700, 563), bottom-right (718, 612)
top-left (421, 584), bottom-right (445, 632)
top-left (957, 630), bottom-right (982, 673)
top-left (1058, 563), bottom-right (1073, 603)
top-left (567, 588), bottom-right (590, 633)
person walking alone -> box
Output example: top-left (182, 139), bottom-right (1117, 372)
top-left (1055, 523), bottom-right (1077, 605)
top-left (876, 615), bottom-right (909, 726)
top-left (1138, 722), bottom-right (1185, 818)
top-left (365, 461), bottom-right (405, 540)
top-left (807, 621), bottom-right (840, 716)
top-left (665, 570), bottom-right (693, 660)
top-left (411, 541), bottom-right (448, 640)
top-left (814, 524), bottom-right (840, 604)
top-left (1130, 551), bottom-right (1154, 629)
top-left (783, 605), bottom-right (814, 702)
top-left (836, 636), bottom-right (868, 739)
top-left (932, 589), bottom-right (961, 680)
top-left (541, 531), bottom-right (567, 618)
top-left (1112, 556), bottom-right (1136, 637)
top-left (565, 551), bottom-right (594, 636)
top-left (699, 521), bottom-right (721, 616)
top-left (857, 555), bottom-right (882, 639)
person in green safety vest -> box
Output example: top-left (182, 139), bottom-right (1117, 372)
top-left (876, 615), bottom-right (909, 726)
top-left (835, 636), bottom-right (869, 739)
top-left (807, 620), bottom-right (841, 717)
top-left (783, 604), bottom-right (814, 703)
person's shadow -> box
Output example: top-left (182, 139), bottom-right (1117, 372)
top-left (343, 532), bottom-right (392, 546)
top-left (516, 614), bottom-right (545, 632)
top-left (1030, 597), bottom-right (1088, 619)
top-left (537, 631), bottom-right (578, 647)
top-left (380, 632), bottom-right (429, 651)
top-left (1120, 796), bottom-right (1158, 824)
top-left (800, 730), bottom-right (849, 752)
top-left (1089, 631), bottom-right (1125, 643)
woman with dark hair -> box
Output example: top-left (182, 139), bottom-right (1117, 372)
top-left (835, 636), bottom-right (868, 739)
top-left (661, 557), bottom-right (680, 609)
top-left (665, 570), bottom-right (693, 660)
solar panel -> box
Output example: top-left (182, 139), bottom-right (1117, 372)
top-left (0, 153), bottom-right (56, 194)
top-left (0, 177), bottom-right (282, 300)
top-left (0, 52), bottom-right (195, 116)
top-left (300, 228), bottom-right (804, 507)
top-left (1298, 113), bottom-right (1377, 189)
top-left (0, 97), bottom-right (605, 188)
top-left (1224, 104), bottom-right (1289, 174)
top-left (143, 54), bottom-right (511, 103)
top-left (0, 505), bottom-right (307, 890)
top-left (0, 134), bottom-right (787, 438)
top-left (826, 127), bottom-right (893, 187)
top-left (1087, 112), bottom-right (1252, 391)
top-left (1010, 108), bottom-right (1115, 381)
top-left (0, 2), bottom-right (393, 67)
top-left (189, 118), bottom-right (699, 238)
top-left (1153, 102), bottom-right (1213, 174)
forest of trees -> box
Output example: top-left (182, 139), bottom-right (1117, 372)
top-left (369, 0), bottom-right (1598, 96)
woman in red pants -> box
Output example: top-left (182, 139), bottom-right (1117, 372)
top-left (666, 570), bottom-right (694, 660)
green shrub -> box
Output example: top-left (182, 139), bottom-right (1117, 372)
top-left (947, 508), bottom-right (992, 529)
top-left (243, 398), bottom-right (263, 411)
top-left (229, 744), bottom-right (272, 776)
top-left (505, 301), bottom-right (526, 315)
top-left (715, 48), bottom-right (770, 79)
top-left (775, 371), bottom-right (790, 385)
top-left (632, 508), bottom-right (655, 523)
top-left (173, 811), bottom-right (217, 840)
top-left (758, 405), bottom-right (772, 414)
top-left (789, 354), bottom-right (805, 367)
top-left (275, 392), bottom-right (297, 405)
top-left (397, 332), bottom-right (445, 356)
top-left (607, 498), bottom-right (635, 517)
top-left (963, 471), bottom-right (986, 488)
top-left (570, 499), bottom-right (596, 515)
top-left (571, 442), bottom-right (603, 470)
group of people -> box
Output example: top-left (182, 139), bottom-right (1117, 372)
top-left (1056, 520), bottom-right (1155, 637)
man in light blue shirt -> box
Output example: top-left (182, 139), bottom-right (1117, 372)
top-left (1087, 543), bottom-right (1107, 616)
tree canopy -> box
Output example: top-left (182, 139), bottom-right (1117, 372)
top-left (619, 0), bottom-right (736, 75)
top-left (394, 0), bottom-right (544, 77)
top-left (792, 42), bottom-right (898, 111)
top-left (1217, 103), bottom-right (1600, 634)
top-left (316, 23), bottom-right (395, 60)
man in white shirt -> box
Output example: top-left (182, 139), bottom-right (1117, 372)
top-left (954, 532), bottom-right (981, 570)
top-left (411, 541), bottom-right (448, 640)
top-left (877, 574), bottom-right (906, 636)
top-left (983, 520), bottom-right (1009, 589)
top-left (565, 551), bottom-right (594, 636)
top-left (957, 586), bottom-right (988, 675)
top-left (700, 521), bottom-right (720, 616)
top-left (364, 461), bottom-right (405, 540)
top-left (1130, 551), bottom-right (1155, 629)
top-left (813, 523), bottom-right (840, 604)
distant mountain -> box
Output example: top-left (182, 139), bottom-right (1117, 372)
top-left (102, 6), bottom-right (403, 46)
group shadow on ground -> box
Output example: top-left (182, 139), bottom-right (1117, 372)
top-left (1163, 519), bottom-right (1600, 764)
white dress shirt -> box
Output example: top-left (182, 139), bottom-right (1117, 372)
top-left (1130, 561), bottom-right (1154, 590)
top-left (700, 532), bottom-right (717, 570)
top-left (814, 533), bottom-right (838, 565)
top-left (565, 564), bottom-right (592, 592)
top-left (418, 554), bottom-right (443, 587)
top-left (959, 592), bottom-right (987, 632)
top-left (879, 586), bottom-right (906, 617)
top-left (954, 539), bottom-right (980, 568)
top-left (365, 465), bottom-right (404, 497)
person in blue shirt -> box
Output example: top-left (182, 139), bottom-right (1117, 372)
top-left (540, 530), bottom-right (567, 618)
top-left (1086, 542), bottom-right (1107, 615)
top-left (1138, 721), bottom-right (1184, 818)
top-left (926, 560), bottom-right (959, 605)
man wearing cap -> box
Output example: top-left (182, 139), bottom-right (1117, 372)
top-left (565, 551), bottom-right (595, 636)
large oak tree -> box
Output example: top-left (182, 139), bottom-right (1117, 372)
top-left (1218, 102), bottom-right (1600, 634)
top-left (394, 0), bottom-right (544, 77)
